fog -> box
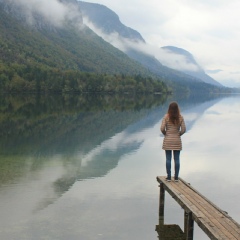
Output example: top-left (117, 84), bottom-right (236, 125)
top-left (4, 0), bottom-right (82, 27)
top-left (3, 0), bottom-right (202, 74)
top-left (83, 16), bottom-right (201, 73)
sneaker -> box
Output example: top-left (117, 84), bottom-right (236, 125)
top-left (174, 178), bottom-right (179, 182)
top-left (165, 177), bottom-right (171, 182)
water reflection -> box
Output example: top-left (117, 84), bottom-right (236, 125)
top-left (0, 93), bottom-right (166, 155)
top-left (156, 222), bottom-right (186, 240)
top-left (0, 93), bottom-right (236, 240)
top-left (0, 93), bottom-right (168, 213)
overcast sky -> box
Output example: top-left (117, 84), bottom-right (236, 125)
top-left (81, 0), bottom-right (240, 87)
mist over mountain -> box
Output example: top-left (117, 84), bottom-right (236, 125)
top-left (161, 46), bottom-right (222, 87)
top-left (0, 0), bottom-right (230, 95)
top-left (1, 0), bottom-right (171, 94)
top-left (78, 1), bottom-right (145, 43)
top-left (0, 0), bottom-right (83, 30)
top-left (78, 1), bottom-right (223, 87)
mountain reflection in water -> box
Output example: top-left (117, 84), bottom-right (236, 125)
top-left (0, 93), bottom-right (235, 240)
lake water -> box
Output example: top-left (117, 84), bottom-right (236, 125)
top-left (0, 93), bottom-right (240, 240)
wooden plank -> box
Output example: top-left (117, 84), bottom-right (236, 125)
top-left (169, 177), bottom-right (240, 238)
top-left (172, 181), bottom-right (239, 239)
top-left (156, 176), bottom-right (240, 240)
top-left (175, 182), bottom-right (240, 239)
top-left (158, 181), bottom-right (223, 239)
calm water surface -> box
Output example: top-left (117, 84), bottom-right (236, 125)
top-left (0, 94), bottom-right (240, 240)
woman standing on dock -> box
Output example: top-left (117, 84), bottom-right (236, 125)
top-left (160, 102), bottom-right (186, 182)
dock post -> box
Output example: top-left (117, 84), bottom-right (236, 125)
top-left (159, 182), bottom-right (165, 225)
top-left (184, 211), bottom-right (188, 233)
top-left (184, 211), bottom-right (194, 240)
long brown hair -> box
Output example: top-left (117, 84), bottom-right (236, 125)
top-left (168, 102), bottom-right (180, 125)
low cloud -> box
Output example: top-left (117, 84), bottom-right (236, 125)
top-left (83, 16), bottom-right (201, 73)
top-left (230, 71), bottom-right (240, 75)
top-left (155, 49), bottom-right (200, 72)
top-left (5, 0), bottom-right (82, 28)
top-left (207, 70), bottom-right (240, 88)
top-left (206, 69), bottom-right (223, 74)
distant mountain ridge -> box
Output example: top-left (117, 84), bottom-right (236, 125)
top-left (79, 1), bottom-right (145, 43)
top-left (78, 1), bottom-right (222, 87)
top-left (161, 46), bottom-right (222, 87)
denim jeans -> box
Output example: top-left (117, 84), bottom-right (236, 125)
top-left (165, 150), bottom-right (180, 179)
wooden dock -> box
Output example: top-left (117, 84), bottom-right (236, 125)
top-left (156, 176), bottom-right (240, 240)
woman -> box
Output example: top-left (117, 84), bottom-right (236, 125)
top-left (160, 102), bottom-right (186, 182)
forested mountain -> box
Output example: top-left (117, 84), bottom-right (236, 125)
top-left (0, 0), bottom-right (230, 94)
top-left (0, 0), bottom-right (168, 93)
top-left (0, 4), bottom-right (145, 75)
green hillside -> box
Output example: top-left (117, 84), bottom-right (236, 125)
top-left (0, 2), bottom-right (231, 95)
top-left (0, 6), bottom-right (168, 93)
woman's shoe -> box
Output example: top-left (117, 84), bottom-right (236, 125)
top-left (165, 177), bottom-right (171, 182)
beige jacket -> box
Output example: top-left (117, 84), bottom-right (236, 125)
top-left (160, 114), bottom-right (186, 150)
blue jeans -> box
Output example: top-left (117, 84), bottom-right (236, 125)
top-left (165, 150), bottom-right (180, 179)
